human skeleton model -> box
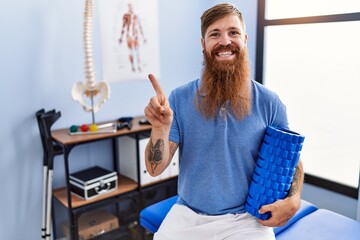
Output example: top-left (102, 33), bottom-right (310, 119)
top-left (119, 3), bottom-right (146, 72)
top-left (72, 0), bottom-right (110, 122)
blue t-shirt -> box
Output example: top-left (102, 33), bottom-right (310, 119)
top-left (169, 78), bottom-right (288, 215)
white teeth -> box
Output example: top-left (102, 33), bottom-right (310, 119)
top-left (218, 51), bottom-right (232, 56)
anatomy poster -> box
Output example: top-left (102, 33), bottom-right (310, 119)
top-left (98, 0), bottom-right (160, 82)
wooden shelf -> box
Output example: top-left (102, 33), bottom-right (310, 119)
top-left (53, 175), bottom-right (138, 209)
top-left (48, 116), bottom-right (177, 239)
top-left (51, 116), bottom-right (151, 146)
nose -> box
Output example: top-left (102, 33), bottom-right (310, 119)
top-left (219, 35), bottom-right (232, 46)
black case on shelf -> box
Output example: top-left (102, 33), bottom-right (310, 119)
top-left (70, 166), bottom-right (118, 200)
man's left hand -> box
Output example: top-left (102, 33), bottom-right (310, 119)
top-left (258, 196), bottom-right (301, 227)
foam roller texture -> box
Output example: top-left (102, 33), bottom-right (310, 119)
top-left (245, 126), bottom-right (305, 220)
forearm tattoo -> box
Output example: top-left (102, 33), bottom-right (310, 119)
top-left (148, 139), bottom-right (164, 173)
top-left (288, 165), bottom-right (303, 197)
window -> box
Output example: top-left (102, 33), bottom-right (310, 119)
top-left (266, 0), bottom-right (360, 19)
top-left (257, 0), bottom-right (360, 197)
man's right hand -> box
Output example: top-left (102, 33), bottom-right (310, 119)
top-left (144, 74), bottom-right (173, 130)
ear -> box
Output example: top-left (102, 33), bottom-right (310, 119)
top-left (244, 34), bottom-right (248, 45)
top-left (201, 38), bottom-right (205, 51)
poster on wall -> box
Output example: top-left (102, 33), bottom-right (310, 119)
top-left (98, 0), bottom-right (160, 82)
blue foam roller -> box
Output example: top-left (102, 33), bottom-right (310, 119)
top-left (245, 126), bottom-right (305, 220)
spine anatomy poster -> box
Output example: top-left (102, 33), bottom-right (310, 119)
top-left (98, 0), bottom-right (160, 82)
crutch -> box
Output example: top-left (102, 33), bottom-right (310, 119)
top-left (36, 109), bottom-right (50, 239)
top-left (36, 109), bottom-right (62, 240)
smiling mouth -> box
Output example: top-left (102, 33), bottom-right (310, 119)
top-left (216, 51), bottom-right (234, 57)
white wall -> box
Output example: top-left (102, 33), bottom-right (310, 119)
top-left (0, 0), bottom-right (257, 239)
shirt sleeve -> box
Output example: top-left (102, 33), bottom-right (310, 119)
top-left (272, 94), bottom-right (289, 130)
top-left (169, 91), bottom-right (181, 144)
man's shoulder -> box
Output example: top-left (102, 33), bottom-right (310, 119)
top-left (169, 79), bottom-right (199, 108)
top-left (251, 79), bottom-right (280, 100)
top-left (172, 78), bottom-right (199, 95)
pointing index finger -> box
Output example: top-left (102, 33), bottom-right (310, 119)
top-left (148, 74), bottom-right (165, 97)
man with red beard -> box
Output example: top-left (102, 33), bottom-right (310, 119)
top-left (144, 3), bottom-right (304, 240)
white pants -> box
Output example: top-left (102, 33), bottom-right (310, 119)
top-left (154, 204), bottom-right (275, 240)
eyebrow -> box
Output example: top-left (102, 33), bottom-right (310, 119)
top-left (207, 26), bottom-right (242, 36)
top-left (228, 26), bottom-right (241, 31)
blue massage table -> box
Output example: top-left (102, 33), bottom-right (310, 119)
top-left (140, 196), bottom-right (360, 239)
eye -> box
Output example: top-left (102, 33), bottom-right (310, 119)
top-left (209, 32), bottom-right (220, 38)
top-left (229, 31), bottom-right (240, 36)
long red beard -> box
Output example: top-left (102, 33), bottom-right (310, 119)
top-left (196, 45), bottom-right (252, 119)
